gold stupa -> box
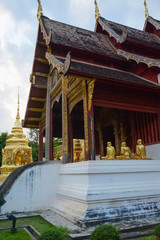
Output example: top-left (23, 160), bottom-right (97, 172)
top-left (0, 92), bottom-right (33, 182)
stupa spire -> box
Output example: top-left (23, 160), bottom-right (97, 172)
top-left (144, 0), bottom-right (149, 20)
top-left (37, 0), bottom-right (43, 21)
top-left (94, 0), bottom-right (100, 21)
top-left (16, 87), bottom-right (20, 121)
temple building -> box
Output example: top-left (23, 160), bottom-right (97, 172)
top-left (23, 0), bottom-right (160, 162)
top-left (0, 0), bottom-right (160, 226)
top-left (0, 94), bottom-right (33, 182)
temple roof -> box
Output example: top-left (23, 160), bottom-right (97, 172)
top-left (98, 17), bottom-right (160, 49)
top-left (41, 16), bottom-right (123, 60)
top-left (69, 60), bottom-right (160, 89)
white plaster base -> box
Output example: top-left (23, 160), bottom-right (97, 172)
top-left (54, 160), bottom-right (160, 226)
top-left (0, 161), bottom-right (61, 214)
top-left (146, 143), bottom-right (160, 159)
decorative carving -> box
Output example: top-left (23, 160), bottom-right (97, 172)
top-left (148, 17), bottom-right (160, 30)
top-left (62, 75), bottom-right (69, 162)
top-left (39, 19), bottom-right (52, 46)
top-left (119, 122), bottom-right (127, 142)
top-left (37, 0), bottom-right (43, 21)
top-left (83, 81), bottom-right (89, 154)
top-left (94, 0), bottom-right (100, 21)
top-left (45, 52), bottom-right (71, 75)
top-left (117, 49), bottom-right (160, 68)
top-left (88, 80), bottom-right (95, 111)
top-left (99, 18), bottom-right (128, 44)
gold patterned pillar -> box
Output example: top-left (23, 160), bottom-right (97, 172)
top-left (62, 75), bottom-right (69, 163)
top-left (83, 80), bottom-right (90, 160)
top-left (112, 119), bottom-right (120, 155)
top-left (45, 76), bottom-right (51, 161)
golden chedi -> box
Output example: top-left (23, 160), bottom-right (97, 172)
top-left (116, 142), bottom-right (131, 160)
top-left (101, 141), bottom-right (115, 160)
top-left (131, 139), bottom-right (151, 160)
top-left (0, 94), bottom-right (32, 182)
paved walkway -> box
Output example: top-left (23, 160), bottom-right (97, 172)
top-left (0, 209), bottom-right (159, 239)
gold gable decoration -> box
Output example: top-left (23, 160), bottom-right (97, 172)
top-left (37, 0), bottom-right (43, 21)
top-left (94, 0), bottom-right (100, 21)
top-left (144, 0), bottom-right (149, 20)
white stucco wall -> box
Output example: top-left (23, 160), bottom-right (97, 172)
top-left (0, 161), bottom-right (61, 214)
top-left (146, 144), bottom-right (160, 159)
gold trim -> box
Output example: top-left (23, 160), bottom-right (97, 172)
top-left (26, 117), bottom-right (41, 121)
top-left (88, 79), bottom-right (95, 111)
top-left (25, 124), bottom-right (39, 128)
top-left (31, 97), bottom-right (46, 102)
top-left (29, 108), bottom-right (43, 112)
top-left (34, 72), bottom-right (48, 78)
top-left (117, 49), bottom-right (160, 68)
top-left (36, 58), bottom-right (48, 64)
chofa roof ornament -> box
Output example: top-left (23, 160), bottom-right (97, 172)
top-left (144, 0), bottom-right (149, 20)
top-left (94, 0), bottom-right (100, 21)
top-left (37, 0), bottom-right (43, 21)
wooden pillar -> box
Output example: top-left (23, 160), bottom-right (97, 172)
top-left (142, 112), bottom-right (148, 144)
top-left (49, 106), bottom-right (53, 160)
top-left (150, 113), bottom-right (155, 143)
top-left (45, 76), bottom-right (51, 161)
top-left (158, 113), bottom-right (160, 141)
top-left (153, 114), bottom-right (159, 142)
top-left (89, 104), bottom-right (95, 160)
top-left (130, 111), bottom-right (136, 153)
top-left (62, 75), bottom-right (69, 163)
top-left (68, 107), bottom-right (73, 163)
top-left (146, 113), bottom-right (151, 144)
top-left (38, 122), bottom-right (43, 161)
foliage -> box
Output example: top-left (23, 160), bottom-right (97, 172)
top-left (38, 226), bottom-right (70, 240)
top-left (28, 129), bottom-right (39, 162)
top-left (53, 138), bottom-right (62, 147)
top-left (0, 216), bottom-right (57, 235)
top-left (91, 224), bottom-right (122, 240)
top-left (0, 132), bottom-right (8, 166)
top-left (155, 224), bottom-right (160, 237)
top-left (0, 230), bottom-right (32, 240)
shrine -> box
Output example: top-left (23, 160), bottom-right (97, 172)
top-left (20, 0), bottom-right (160, 225)
top-left (0, 93), bottom-right (33, 182)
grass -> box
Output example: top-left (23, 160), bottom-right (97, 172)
top-left (140, 237), bottom-right (156, 240)
top-left (0, 229), bottom-right (32, 240)
top-left (0, 215), bottom-right (56, 234)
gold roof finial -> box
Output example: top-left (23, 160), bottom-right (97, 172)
top-left (16, 87), bottom-right (20, 121)
top-left (94, 0), bottom-right (100, 21)
top-left (144, 0), bottom-right (149, 20)
top-left (37, 0), bottom-right (43, 21)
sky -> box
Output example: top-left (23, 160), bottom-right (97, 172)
top-left (0, 0), bottom-right (159, 135)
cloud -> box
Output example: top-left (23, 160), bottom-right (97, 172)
top-left (68, 0), bottom-right (94, 28)
top-left (0, 3), bottom-right (33, 133)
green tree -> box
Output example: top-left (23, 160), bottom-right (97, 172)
top-left (28, 129), bottom-right (39, 162)
top-left (0, 132), bottom-right (8, 166)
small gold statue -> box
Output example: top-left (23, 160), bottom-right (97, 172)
top-left (116, 142), bottom-right (131, 160)
top-left (101, 141), bottom-right (115, 160)
top-left (131, 139), bottom-right (148, 160)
